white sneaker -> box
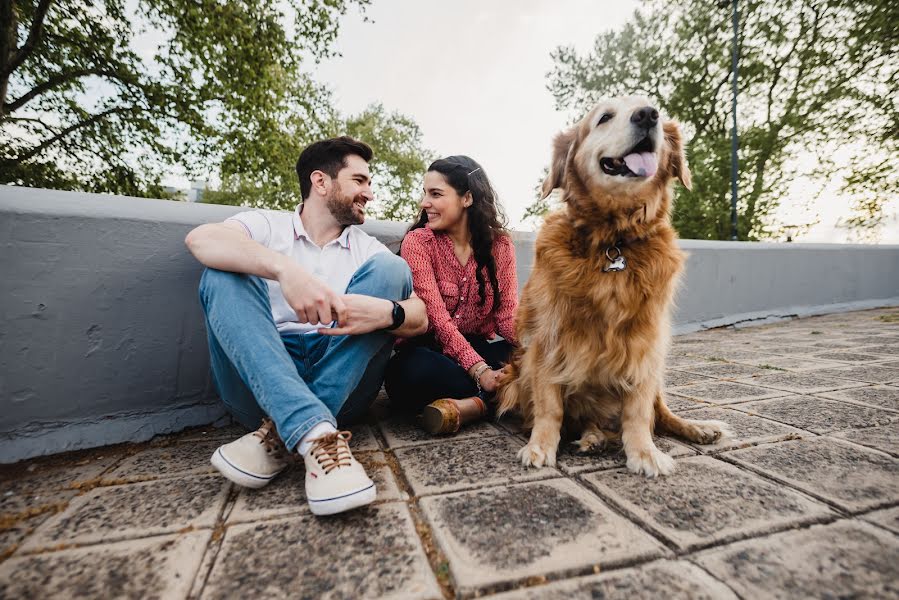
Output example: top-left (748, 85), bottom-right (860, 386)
top-left (211, 418), bottom-right (290, 489)
top-left (303, 431), bottom-right (376, 516)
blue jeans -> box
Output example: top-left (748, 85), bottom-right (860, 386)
top-left (198, 253), bottom-right (412, 451)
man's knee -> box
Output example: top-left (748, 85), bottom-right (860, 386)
top-left (349, 252), bottom-right (412, 299)
top-left (199, 268), bottom-right (265, 306)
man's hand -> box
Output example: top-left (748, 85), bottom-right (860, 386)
top-left (278, 265), bottom-right (347, 327)
top-left (316, 294), bottom-right (392, 336)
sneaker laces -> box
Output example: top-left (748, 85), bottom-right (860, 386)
top-left (310, 431), bottom-right (354, 474)
top-left (253, 418), bottom-right (288, 459)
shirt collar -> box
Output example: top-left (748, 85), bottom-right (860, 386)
top-left (293, 204), bottom-right (352, 249)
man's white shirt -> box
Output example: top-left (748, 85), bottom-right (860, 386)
top-left (227, 205), bottom-right (389, 334)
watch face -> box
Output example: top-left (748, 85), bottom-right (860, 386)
top-left (392, 301), bottom-right (405, 329)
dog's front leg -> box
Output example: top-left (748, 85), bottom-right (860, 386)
top-left (621, 384), bottom-right (675, 477)
top-left (518, 380), bottom-right (563, 468)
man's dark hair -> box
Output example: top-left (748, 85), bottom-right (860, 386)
top-left (295, 136), bottom-right (373, 200)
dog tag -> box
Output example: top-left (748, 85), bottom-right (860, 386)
top-left (602, 245), bottom-right (627, 272)
top-left (603, 255), bottom-right (627, 272)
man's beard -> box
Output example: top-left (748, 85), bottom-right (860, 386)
top-left (326, 186), bottom-right (364, 226)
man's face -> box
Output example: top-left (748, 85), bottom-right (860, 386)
top-left (326, 154), bottom-right (373, 226)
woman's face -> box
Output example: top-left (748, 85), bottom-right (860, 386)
top-left (421, 171), bottom-right (470, 232)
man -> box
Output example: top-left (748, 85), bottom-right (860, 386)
top-left (185, 136), bottom-right (427, 516)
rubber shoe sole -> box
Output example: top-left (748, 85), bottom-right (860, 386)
top-left (210, 446), bottom-right (283, 489)
top-left (308, 482), bottom-right (377, 516)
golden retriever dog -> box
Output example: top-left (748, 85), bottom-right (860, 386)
top-left (498, 96), bottom-right (731, 477)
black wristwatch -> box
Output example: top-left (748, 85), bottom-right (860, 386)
top-left (385, 300), bottom-right (405, 331)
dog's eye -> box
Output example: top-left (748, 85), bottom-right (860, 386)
top-left (597, 113), bottom-right (613, 125)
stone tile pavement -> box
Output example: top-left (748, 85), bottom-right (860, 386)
top-left (1, 308), bottom-right (897, 598)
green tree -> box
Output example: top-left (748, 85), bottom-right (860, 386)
top-left (539, 0), bottom-right (897, 240)
top-left (1, 0), bottom-right (430, 220)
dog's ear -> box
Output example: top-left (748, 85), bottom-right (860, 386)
top-left (663, 120), bottom-right (692, 190)
top-left (541, 127), bottom-right (576, 199)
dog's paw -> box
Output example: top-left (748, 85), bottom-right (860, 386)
top-left (685, 419), bottom-right (734, 445)
top-left (626, 447), bottom-right (675, 478)
top-left (518, 441), bottom-right (557, 468)
top-left (573, 431), bottom-right (607, 454)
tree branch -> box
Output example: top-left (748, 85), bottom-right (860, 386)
top-left (4, 68), bottom-right (135, 113)
top-left (15, 106), bottom-right (132, 163)
top-left (1, 0), bottom-right (52, 79)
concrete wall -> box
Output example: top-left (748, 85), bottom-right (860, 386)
top-left (2, 186), bottom-right (898, 462)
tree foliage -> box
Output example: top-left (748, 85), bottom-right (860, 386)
top-left (1, 0), bottom-right (430, 219)
top-left (541, 0), bottom-right (897, 240)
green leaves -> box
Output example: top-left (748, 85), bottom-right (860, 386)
top-left (1, 0), bottom-right (429, 221)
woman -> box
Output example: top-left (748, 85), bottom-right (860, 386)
top-left (384, 156), bottom-right (517, 433)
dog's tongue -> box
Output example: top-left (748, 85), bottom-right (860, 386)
top-left (623, 152), bottom-right (658, 177)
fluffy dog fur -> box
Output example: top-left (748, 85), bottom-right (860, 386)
top-left (498, 96), bottom-right (731, 477)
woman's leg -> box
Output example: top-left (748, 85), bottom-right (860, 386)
top-left (384, 343), bottom-right (478, 414)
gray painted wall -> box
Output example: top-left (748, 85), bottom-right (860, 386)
top-left (2, 186), bottom-right (898, 462)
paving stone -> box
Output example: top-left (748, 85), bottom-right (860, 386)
top-left (680, 362), bottom-right (769, 380)
top-left (395, 435), bottom-right (558, 496)
top-left (582, 456), bottom-right (832, 551)
top-left (665, 354), bottom-right (712, 368)
top-left (725, 437), bottom-right (899, 512)
top-left (810, 351), bottom-right (892, 363)
top-left (487, 559), bottom-right (738, 600)
top-left (728, 355), bottom-right (845, 372)
top-left (861, 505), bottom-right (899, 535)
top-left (0, 458), bottom-right (114, 514)
top-left (753, 344), bottom-right (822, 355)
top-left (227, 451), bottom-right (401, 523)
top-left (695, 520), bottom-right (899, 600)
top-left (204, 504), bottom-right (441, 600)
top-left (23, 474), bottom-right (230, 550)
top-left (816, 385), bottom-right (899, 411)
top-left (494, 412), bottom-right (527, 436)
top-left (733, 395), bottom-right (899, 434)
top-left (664, 394), bottom-right (708, 412)
top-left (830, 424), bottom-right (899, 457)
top-left (739, 372), bottom-right (866, 394)
top-left (665, 369), bottom-right (713, 388)
top-left (105, 439), bottom-right (222, 480)
top-left (346, 422), bottom-right (382, 452)
top-left (856, 344), bottom-right (898, 357)
top-left (689, 348), bottom-right (774, 362)
top-left (377, 414), bottom-right (503, 449)
top-left (556, 436), bottom-right (695, 475)
top-left (668, 381), bottom-right (789, 405)
top-left (419, 478), bottom-right (666, 594)
top-left (1, 532), bottom-right (211, 598)
top-left (814, 364), bottom-right (899, 384)
top-left (806, 340), bottom-right (868, 350)
top-left (673, 406), bottom-right (808, 452)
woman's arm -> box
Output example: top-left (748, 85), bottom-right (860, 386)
top-left (494, 235), bottom-right (519, 345)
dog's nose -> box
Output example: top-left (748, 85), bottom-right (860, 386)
top-left (630, 107), bottom-right (659, 129)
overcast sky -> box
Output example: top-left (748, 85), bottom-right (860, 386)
top-left (157, 0), bottom-right (896, 242)
top-left (306, 0), bottom-right (898, 242)
top-left (311, 0), bottom-right (638, 229)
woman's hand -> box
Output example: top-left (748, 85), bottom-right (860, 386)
top-left (478, 368), bottom-right (504, 393)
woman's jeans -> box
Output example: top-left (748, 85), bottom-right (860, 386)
top-left (198, 253), bottom-right (412, 451)
top-left (384, 332), bottom-right (514, 414)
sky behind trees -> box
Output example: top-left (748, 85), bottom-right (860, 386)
top-left (299, 0), bottom-right (897, 242)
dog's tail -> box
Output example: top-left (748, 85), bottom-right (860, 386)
top-left (496, 348), bottom-right (524, 417)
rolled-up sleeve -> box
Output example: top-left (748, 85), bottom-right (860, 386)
top-left (494, 235), bottom-right (519, 344)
